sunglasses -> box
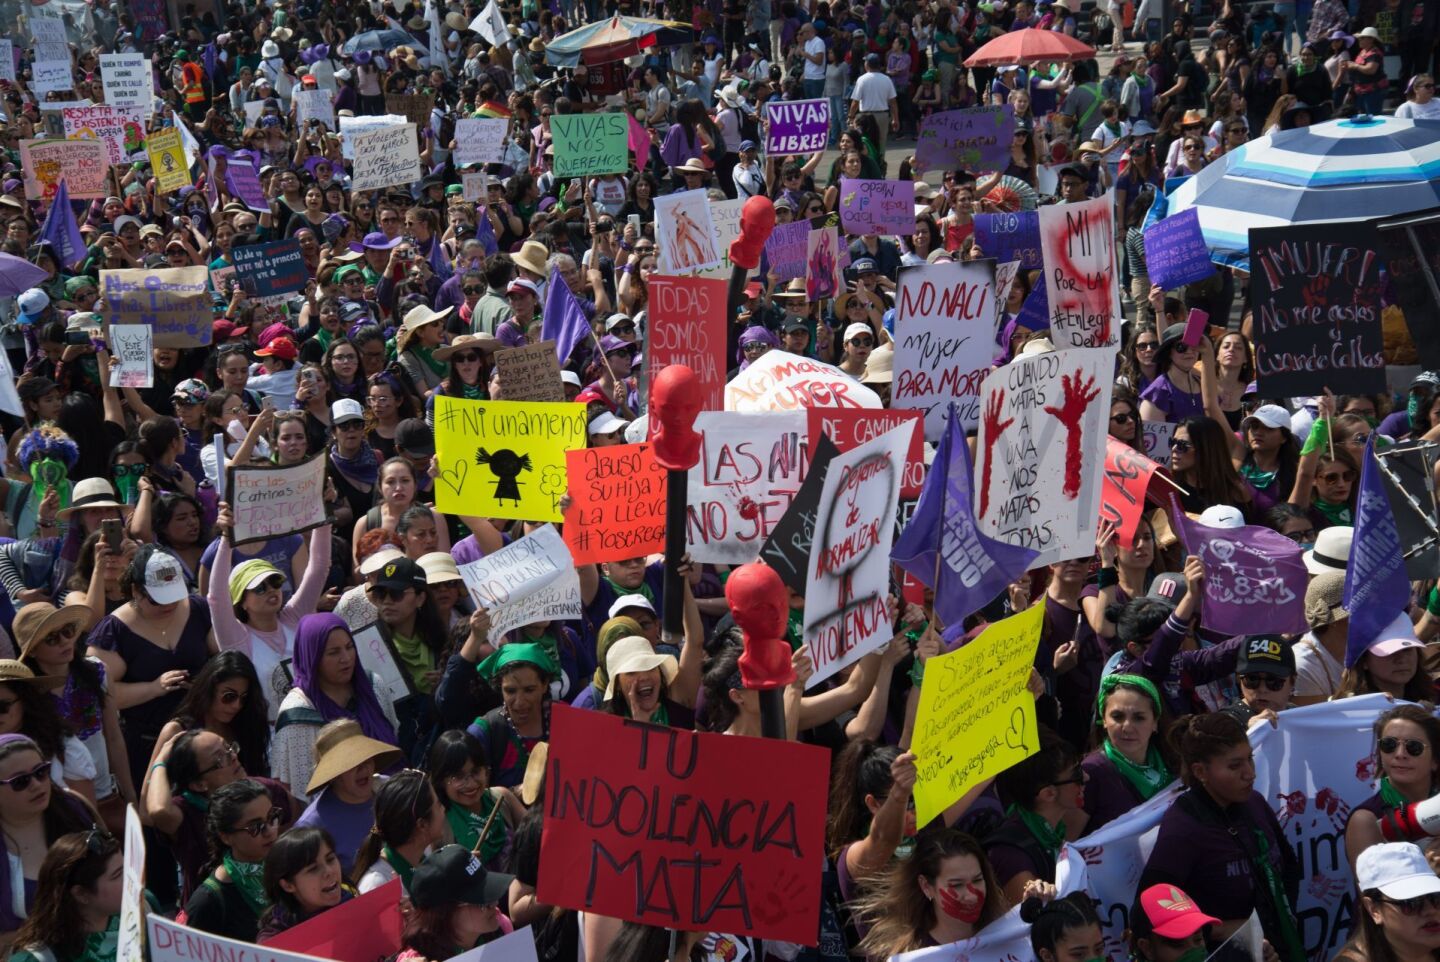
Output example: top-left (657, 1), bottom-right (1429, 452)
top-left (611, 324), bottom-right (636, 335)
top-left (1379, 736), bottom-right (1429, 757)
top-left (1135, 341), bottom-right (1158, 352)
top-left (1051, 768), bottom-right (1085, 787)
top-left (1170, 439), bottom-right (1194, 453)
top-left (1319, 471), bottom-right (1355, 484)
top-left (0, 761), bottom-right (50, 792)
top-left (742, 342), bottom-right (769, 354)
top-left (84, 827), bottom-right (116, 858)
top-left (462, 286), bottom-right (483, 295)
top-left (249, 576), bottom-right (284, 594)
top-left (851, 337), bottom-right (875, 348)
top-left (1381, 893), bottom-right (1440, 915)
top-left (218, 687), bottom-right (248, 705)
top-left (229, 806), bottom-right (286, 837)
top-left (1239, 673), bottom-right (1288, 691)
top-left (1172, 342), bottom-right (1197, 354)
top-left (197, 741), bottom-right (240, 777)
top-left (1110, 412), bottom-right (1136, 425)
top-left (40, 622), bottom-right (80, 646)
top-left (368, 585), bottom-right (413, 601)
top-left (451, 352), bottom-right (481, 363)
top-left (1282, 528), bottom-right (1317, 543)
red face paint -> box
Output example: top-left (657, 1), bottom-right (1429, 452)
top-left (938, 883), bottom-right (984, 923)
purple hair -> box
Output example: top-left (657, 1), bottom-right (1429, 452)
top-left (291, 614), bottom-right (398, 743)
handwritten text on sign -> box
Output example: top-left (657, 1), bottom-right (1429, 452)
top-left (912, 603), bottom-right (1043, 827)
top-left (565, 444), bottom-right (667, 565)
top-left (839, 178), bottom-right (916, 237)
top-left (808, 408), bottom-right (925, 499)
top-left (494, 340), bottom-right (565, 403)
top-left (914, 104), bottom-right (1016, 175)
top-left (350, 123), bottom-right (421, 192)
top-left (1098, 436), bottom-right (1160, 548)
top-left (892, 260), bottom-right (996, 442)
top-left (149, 913), bottom-right (332, 962)
top-left (432, 397), bottom-right (586, 521)
top-left (724, 350), bottom-right (883, 413)
top-left (231, 239), bottom-right (309, 300)
top-left (687, 412), bottom-right (810, 564)
top-left (538, 704), bottom-right (830, 944)
top-left (453, 118), bottom-right (509, 166)
top-left (549, 112), bottom-right (629, 177)
top-left (102, 266), bottom-right (213, 348)
top-left (109, 324), bottom-right (154, 388)
top-left (228, 454), bottom-right (329, 545)
top-left (1143, 207), bottom-right (1216, 291)
top-left (764, 98), bottom-right (829, 156)
top-left (459, 525), bottom-right (582, 639)
top-left (61, 104), bottom-right (147, 164)
top-left (20, 139), bottom-right (111, 200)
top-left (973, 211), bottom-right (1043, 270)
top-left (647, 274), bottom-right (728, 411)
top-left (1040, 193), bottom-right (1119, 349)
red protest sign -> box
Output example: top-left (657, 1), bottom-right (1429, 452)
top-left (564, 443), bottom-right (667, 564)
top-left (538, 704), bottom-right (830, 944)
top-left (263, 878), bottom-right (402, 962)
top-left (807, 408), bottom-right (926, 498)
top-left (647, 274), bottom-right (728, 411)
top-left (1099, 436), bottom-right (1160, 548)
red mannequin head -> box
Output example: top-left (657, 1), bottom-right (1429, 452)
top-left (725, 562), bottom-right (795, 690)
top-left (729, 195), bottom-right (776, 271)
top-left (648, 365), bottom-right (703, 470)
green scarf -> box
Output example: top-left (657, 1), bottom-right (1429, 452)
top-left (1312, 497), bottom-right (1352, 527)
top-left (382, 844), bottom-right (416, 890)
top-left (1010, 805), bottom-right (1066, 856)
top-left (445, 796), bottom-right (505, 864)
top-left (222, 853), bottom-right (269, 917)
top-left (604, 577), bottom-right (654, 605)
top-left (68, 914), bottom-right (120, 962)
top-left (390, 630), bottom-right (436, 693)
top-left (1239, 462), bottom-right (1277, 490)
top-left (413, 345), bottom-right (448, 377)
top-left (1251, 827), bottom-right (1306, 961)
top-left (1379, 775), bottom-right (1407, 810)
top-left (1103, 740), bottom-right (1173, 800)
top-left (182, 789), bottom-right (210, 812)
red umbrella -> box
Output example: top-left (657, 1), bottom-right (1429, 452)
top-left (964, 27), bottom-right (1095, 67)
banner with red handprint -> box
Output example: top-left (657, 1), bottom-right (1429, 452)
top-left (1039, 191), bottom-right (1122, 350)
top-left (1248, 220), bottom-right (1387, 398)
top-left (538, 703), bottom-right (830, 944)
top-left (973, 348), bottom-right (1114, 569)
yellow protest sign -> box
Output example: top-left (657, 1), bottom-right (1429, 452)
top-left (147, 128), bottom-right (191, 194)
top-left (432, 396), bottom-right (586, 521)
top-left (911, 603), bottom-right (1044, 828)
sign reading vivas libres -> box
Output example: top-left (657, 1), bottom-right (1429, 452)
top-left (538, 705), bottom-right (829, 944)
top-left (1248, 222), bottom-right (1387, 397)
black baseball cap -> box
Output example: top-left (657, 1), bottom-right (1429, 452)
top-left (395, 418), bottom-right (435, 458)
top-left (410, 844), bottom-right (514, 910)
top-left (1237, 635), bottom-right (1296, 677)
top-left (782, 316), bottom-right (809, 334)
top-left (369, 557), bottom-right (426, 595)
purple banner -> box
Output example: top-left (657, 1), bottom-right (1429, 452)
top-left (1143, 207), bottom-right (1216, 290)
top-left (915, 105), bottom-right (1016, 175)
top-left (764, 220), bottom-right (809, 283)
top-left (1173, 508), bottom-right (1309, 636)
top-left (972, 211), bottom-right (1042, 270)
top-left (225, 157), bottom-right (268, 213)
top-left (764, 98), bottom-right (829, 156)
top-left (839, 178), bottom-right (915, 237)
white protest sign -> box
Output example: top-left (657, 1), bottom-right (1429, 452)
top-left (892, 259), bottom-right (996, 442)
top-left (242, 99), bottom-right (266, 126)
top-left (1039, 191), bottom-right (1122, 349)
top-left (462, 171), bottom-right (489, 201)
top-left (453, 117), bottom-right (508, 166)
top-left (994, 258), bottom-right (1021, 317)
top-left (339, 113), bottom-right (407, 160)
top-left (117, 804), bottom-right (145, 962)
top-left (1142, 420), bottom-right (1173, 460)
top-left (227, 454), bottom-right (330, 545)
top-left (212, 433), bottom-right (227, 502)
top-left (351, 123), bottom-right (421, 192)
top-left (973, 347), bottom-right (1115, 569)
top-left (724, 349), bottom-right (883, 413)
top-left (30, 17), bottom-right (71, 93)
top-left (654, 188), bottom-right (721, 275)
top-left (99, 54), bottom-right (151, 109)
top-left (149, 913), bottom-right (332, 962)
top-left (457, 524), bottom-right (583, 638)
top-left (352, 623), bottom-right (414, 705)
top-left (444, 927), bottom-right (539, 962)
top-left (693, 198), bottom-right (744, 282)
top-left (0, 349), bottom-right (24, 416)
top-left (109, 324), bottom-right (153, 387)
top-left (802, 423), bottom-right (912, 687)
top-left (686, 411), bottom-right (809, 564)
top-left (62, 104), bottom-right (147, 164)
top-left (294, 88), bottom-right (335, 129)
top-left (0, 41), bottom-right (14, 84)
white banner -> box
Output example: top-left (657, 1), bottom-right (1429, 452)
top-left (149, 914), bottom-right (330, 962)
top-left (339, 113), bottom-right (408, 160)
top-left (893, 259), bottom-right (997, 442)
top-left (457, 524), bottom-right (582, 638)
top-left (723, 350), bottom-right (883, 413)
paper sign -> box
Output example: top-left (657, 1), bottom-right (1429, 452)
top-left (808, 408), bottom-right (925, 499)
top-left (759, 435), bottom-right (839, 594)
top-left (538, 703), bottom-right (830, 944)
top-left (973, 210), bottom-right (1043, 270)
top-left (102, 266), bottom-right (212, 347)
top-left (351, 123), bottom-right (421, 192)
top-left (149, 914), bottom-right (331, 962)
top-left (1040, 192), bottom-right (1120, 350)
top-left (227, 455), bottom-right (330, 545)
top-left (723, 349), bottom-right (883, 413)
top-left (339, 113), bottom-right (408, 159)
top-left (457, 524), bottom-right (582, 637)
top-left (443, 927), bottom-right (539, 962)
top-left (654, 189), bottom-right (720, 275)
top-left (1098, 437), bottom-right (1160, 548)
top-left (352, 624), bottom-right (415, 705)
top-left (564, 444), bottom-right (667, 565)
top-left (118, 805), bottom-right (145, 962)
top-left (763, 98), bottom-right (829, 156)
top-left (1249, 220), bottom-right (1387, 397)
top-left (109, 324), bottom-right (153, 388)
top-left (1143, 207), bottom-right (1216, 291)
top-left (20, 139), bottom-right (110, 200)
top-left (242, 100), bottom-right (266, 126)
top-left (892, 260), bottom-right (996, 441)
top-left (549, 112), bottom-right (628, 177)
top-left (61, 104), bottom-right (147, 164)
top-left (384, 92), bottom-right (434, 127)
top-left (686, 411), bottom-right (809, 564)
top-left (294, 88), bottom-right (335, 130)
top-left (764, 221), bottom-right (809, 283)
top-left (222, 155), bottom-right (268, 213)
top-left (432, 397), bottom-right (586, 521)
top-left (265, 879), bottom-right (402, 962)
top-left (100, 53), bottom-right (151, 108)
top-left (838, 178), bottom-right (915, 237)
top-left (647, 274), bottom-right (728, 411)
top-left (32, 27), bottom-right (72, 94)
top-left (461, 171), bottom-right (489, 200)
top-left (915, 104), bottom-right (1016, 174)
top-left (974, 347), bottom-right (1115, 568)
top-left (147, 127), bottom-right (191, 194)
top-left (802, 423), bottom-right (913, 686)
top-left (494, 339), bottom-right (565, 402)
top-left (231, 238), bottom-right (309, 299)
top-left (0, 41), bottom-right (14, 84)
top-left (454, 118), bottom-right (509, 166)
top-left (692, 198), bottom-right (744, 282)
top-left (911, 603), bottom-right (1044, 827)
top-left (994, 259), bottom-right (1021, 317)
top-left (805, 226), bottom-right (843, 301)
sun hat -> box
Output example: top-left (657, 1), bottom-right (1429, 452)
top-left (410, 845), bottom-right (514, 910)
top-left (1135, 883), bottom-right (1220, 939)
top-left (1357, 842), bottom-right (1440, 899)
top-left (12, 603), bottom-right (91, 659)
top-left (262, 39), bottom-right (280, 57)
top-left (228, 559), bottom-right (284, 605)
top-left (1357, 26), bottom-right (1382, 40)
top-left (57, 478), bottom-right (127, 518)
top-left (359, 546), bottom-right (405, 577)
top-left (512, 240), bottom-right (549, 277)
top-left (396, 305), bottom-right (454, 354)
top-left (602, 636), bottom-right (678, 700)
top-left (0, 659), bottom-right (64, 692)
top-left (863, 343), bottom-right (893, 384)
top-left (306, 718), bottom-right (404, 795)
top-left (1304, 572), bottom-right (1348, 629)
top-left (434, 333), bottom-right (497, 360)
top-left (608, 594), bottom-right (655, 619)
top-left (1303, 525), bottom-right (1352, 574)
top-left (675, 158), bottom-right (709, 175)
top-left (417, 552), bottom-right (463, 585)
top-left (362, 231), bottom-right (402, 250)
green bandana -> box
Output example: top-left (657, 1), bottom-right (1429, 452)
top-left (1103, 739), bottom-right (1173, 800)
top-left (603, 577), bottom-right (654, 606)
top-left (382, 844), bottom-right (416, 890)
top-left (222, 852), bottom-right (269, 917)
top-left (445, 796), bottom-right (505, 864)
top-left (1239, 462), bottom-right (1277, 490)
top-left (476, 641), bottom-right (560, 682)
top-left (1380, 775), bottom-right (1407, 810)
top-left (182, 789), bottom-right (210, 812)
top-left (1010, 804), bottom-right (1066, 856)
top-left (1095, 673), bottom-right (1163, 718)
top-left (390, 630), bottom-right (437, 693)
top-left (414, 345), bottom-right (448, 377)
top-left (1251, 827), bottom-right (1306, 961)
top-left (1312, 497), bottom-right (1352, 527)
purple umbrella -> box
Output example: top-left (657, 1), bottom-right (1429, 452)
top-left (0, 253), bottom-right (49, 297)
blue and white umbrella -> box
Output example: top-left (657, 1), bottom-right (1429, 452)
top-left (1164, 115), bottom-right (1440, 270)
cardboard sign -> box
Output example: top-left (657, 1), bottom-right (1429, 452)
top-left (1143, 207), bottom-right (1216, 290)
top-left (538, 703), bottom-right (830, 944)
top-left (351, 123), bottom-right (421, 192)
top-left (808, 408), bottom-right (925, 499)
top-left (443, 927), bottom-right (539, 962)
top-left (352, 623), bottom-right (415, 705)
top-left (759, 434), bottom-right (840, 594)
top-left (805, 226), bottom-right (843, 301)
top-left (686, 411), bottom-right (809, 563)
top-left (549, 112), bottom-right (629, 177)
top-left (914, 104), bottom-right (1017, 175)
top-left (265, 879), bottom-right (402, 962)
top-left (724, 350), bottom-right (883, 413)
top-left (802, 423), bottom-right (913, 687)
top-left (1373, 209), bottom-right (1440, 369)
top-left (457, 524), bottom-right (582, 637)
top-left (654, 189), bottom-right (720, 275)
top-left (432, 397), bottom-right (586, 521)
top-left (227, 455), bottom-right (330, 545)
top-left (99, 53), bottom-right (151, 108)
top-left (911, 603), bottom-right (1044, 827)
top-left (384, 92), bottom-right (434, 127)
top-left (102, 266), bottom-right (212, 347)
top-left (838, 178), bottom-right (915, 237)
top-left (763, 98), bottom-right (829, 156)
top-left (493, 340), bottom-right (565, 402)
top-left (61, 104), bottom-right (146, 164)
top-left (149, 914), bottom-right (331, 962)
top-left (1249, 220), bottom-right (1387, 397)
top-left (109, 324), bottom-right (154, 388)
top-left (118, 805), bottom-right (145, 962)
top-left (294, 88), bottom-right (335, 130)
top-left (764, 221), bottom-right (808, 283)
top-left (892, 260), bottom-right (996, 441)
top-left (974, 348), bottom-right (1115, 568)
top-left (231, 238), bottom-right (308, 299)
top-left (20, 139), bottom-right (110, 200)
top-left (147, 127), bottom-right (191, 194)
top-left (973, 211), bottom-right (1043, 270)
top-left (564, 444), bottom-right (667, 565)
top-left (454, 118), bottom-right (509, 166)
top-left (1040, 192), bottom-right (1120, 349)
top-left (647, 274), bottom-right (728, 412)
top-left (1098, 437), bottom-right (1160, 548)
top-left (461, 171), bottom-right (489, 201)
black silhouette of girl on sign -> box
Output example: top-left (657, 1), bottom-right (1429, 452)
top-left (475, 447), bottom-right (532, 505)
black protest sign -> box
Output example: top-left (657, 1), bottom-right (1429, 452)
top-left (758, 434), bottom-right (840, 594)
top-left (1372, 208), bottom-right (1440, 370)
top-left (1375, 441), bottom-right (1440, 580)
top-left (1248, 221), bottom-right (1386, 397)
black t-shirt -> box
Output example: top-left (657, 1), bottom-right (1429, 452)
top-left (184, 875), bottom-right (261, 943)
top-left (1176, 58), bottom-right (1210, 108)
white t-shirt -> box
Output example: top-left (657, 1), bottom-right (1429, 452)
top-left (851, 71), bottom-right (898, 112)
top-left (803, 36), bottom-right (827, 80)
top-left (1293, 631), bottom-right (1344, 699)
top-left (1397, 98), bottom-right (1440, 120)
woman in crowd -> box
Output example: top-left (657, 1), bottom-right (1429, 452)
top-left (828, 741), bottom-right (918, 906)
top-left (1333, 616), bottom-right (1433, 703)
top-left (427, 730), bottom-right (525, 871)
top-left (395, 845), bottom-right (513, 961)
top-left (1024, 891), bottom-right (1107, 962)
top-left (1345, 704), bottom-right (1440, 875)
top-left (257, 826), bottom-right (354, 943)
top-left (364, 374), bottom-right (419, 463)
top-left (1169, 417), bottom-right (1255, 517)
top-left (352, 769), bottom-right (446, 894)
top-left (1119, 324), bottom-right (1160, 393)
top-left (294, 719), bottom-right (401, 874)
top-left (0, 660), bottom-right (94, 804)
top-left (1335, 842), bottom-right (1440, 962)
top-left (1082, 674), bottom-right (1177, 831)
top-left (351, 460), bottom-right (448, 563)
top-left (467, 643), bottom-right (558, 788)
top-left (10, 830), bottom-right (126, 962)
top-left (184, 779), bottom-right (285, 942)
top-left (1140, 326), bottom-right (1209, 424)
top-left (147, 650), bottom-right (270, 783)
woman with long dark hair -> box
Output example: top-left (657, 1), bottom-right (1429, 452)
top-left (147, 651), bottom-right (271, 780)
top-left (0, 661), bottom-right (94, 804)
top-left (184, 779), bottom-right (284, 942)
top-left (1344, 704), bottom-right (1440, 877)
top-left (428, 730), bottom-right (525, 870)
top-left (1118, 323), bottom-right (1160, 392)
top-left (828, 740), bottom-right (918, 908)
top-left (10, 830), bottom-right (125, 962)
top-left (352, 769), bottom-right (445, 894)
top-left (1169, 416), bottom-right (1255, 516)
top-left (256, 827), bottom-right (354, 943)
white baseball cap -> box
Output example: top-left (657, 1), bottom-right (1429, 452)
top-left (17, 289), bottom-right (49, 318)
top-left (1240, 404), bottom-right (1291, 432)
top-left (609, 594), bottom-right (656, 619)
top-left (143, 549), bottom-right (189, 605)
top-left (588, 412), bottom-right (628, 436)
top-left (1198, 505), bottom-right (1245, 529)
top-left (1366, 611), bottom-right (1427, 660)
top-left (560, 371), bottom-right (582, 388)
top-left (1357, 842), bottom-right (1440, 899)
top-left (359, 546), bottom-right (405, 577)
top-left (331, 398), bottom-right (365, 424)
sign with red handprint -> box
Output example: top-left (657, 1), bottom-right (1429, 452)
top-left (973, 348), bottom-right (1114, 568)
top-left (1039, 191), bottom-right (1121, 350)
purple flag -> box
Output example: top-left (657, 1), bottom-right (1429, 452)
top-left (475, 208), bottom-right (498, 256)
top-left (203, 41), bottom-right (218, 80)
top-left (224, 155), bottom-right (268, 212)
top-left (39, 179), bottom-right (86, 270)
top-left (426, 235), bottom-right (453, 282)
top-left (541, 266), bottom-right (590, 366)
top-left (1171, 507), bottom-right (1308, 637)
top-left (892, 404), bottom-right (1038, 641)
top-left (1344, 436), bottom-right (1411, 667)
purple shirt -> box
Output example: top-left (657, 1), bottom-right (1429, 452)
top-left (1080, 747), bottom-right (1148, 832)
top-left (296, 787), bottom-right (374, 875)
top-left (1140, 374), bottom-right (1205, 423)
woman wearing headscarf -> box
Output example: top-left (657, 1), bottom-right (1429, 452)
top-left (1081, 674), bottom-right (1177, 832)
top-left (570, 615), bottom-right (643, 711)
top-left (466, 643), bottom-right (560, 789)
top-left (733, 325), bottom-right (780, 376)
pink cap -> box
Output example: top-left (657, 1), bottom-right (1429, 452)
top-left (1367, 612), bottom-right (1426, 659)
top-left (1138, 884), bottom-right (1220, 940)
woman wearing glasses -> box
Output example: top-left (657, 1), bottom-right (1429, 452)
top-left (11, 829), bottom-right (129, 962)
top-left (1344, 705), bottom-right (1440, 877)
top-left (1336, 841), bottom-right (1440, 962)
top-left (184, 779), bottom-right (286, 941)
top-left (1119, 324), bottom-right (1161, 393)
top-left (1139, 324), bottom-right (1212, 425)
top-left (146, 651), bottom-right (271, 782)
top-left (1168, 416), bottom-right (1256, 516)
top-left (1397, 74), bottom-right (1440, 119)
top-left (352, 769), bottom-right (446, 894)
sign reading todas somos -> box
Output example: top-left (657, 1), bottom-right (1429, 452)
top-left (763, 98), bottom-right (830, 155)
top-left (892, 260), bottom-right (996, 441)
top-left (647, 275), bottom-right (728, 411)
top-left (538, 704), bottom-right (830, 944)
top-left (914, 104), bottom-right (1016, 174)
top-left (1039, 192), bottom-right (1121, 349)
top-left (564, 444), bottom-right (668, 565)
top-left (1248, 221), bottom-right (1387, 397)
top-left (432, 397), bottom-right (586, 521)
top-left (548, 112), bottom-right (629, 176)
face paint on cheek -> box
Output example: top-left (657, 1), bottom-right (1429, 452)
top-left (938, 884), bottom-right (984, 923)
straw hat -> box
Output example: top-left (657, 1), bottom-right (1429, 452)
top-left (306, 719), bottom-right (404, 795)
top-left (863, 343), bottom-right (894, 384)
top-left (418, 551), bottom-right (463, 584)
top-left (12, 603), bottom-right (91, 659)
top-left (434, 333), bottom-right (498, 360)
top-left (445, 11), bottom-right (468, 31)
top-left (602, 636), bottom-right (678, 700)
top-left (512, 240), bottom-right (549, 278)
top-left (271, 26), bottom-right (294, 41)
top-left (57, 477), bottom-right (127, 518)
top-left (520, 742), bottom-right (548, 806)
top-left (397, 304), bottom-right (454, 354)
top-left (0, 659), bottom-right (64, 691)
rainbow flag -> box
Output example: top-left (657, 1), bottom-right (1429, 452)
top-left (475, 100), bottom-right (511, 119)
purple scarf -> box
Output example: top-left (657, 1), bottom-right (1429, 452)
top-left (292, 614), bottom-right (398, 743)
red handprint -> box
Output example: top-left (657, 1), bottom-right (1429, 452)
top-left (978, 389), bottom-right (1013, 520)
top-left (1300, 272), bottom-right (1332, 310)
top-left (1315, 787), bottom-right (1351, 831)
top-left (1275, 790), bottom-right (1308, 829)
top-left (1356, 755), bottom-right (1378, 783)
top-left (1043, 371), bottom-right (1100, 500)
